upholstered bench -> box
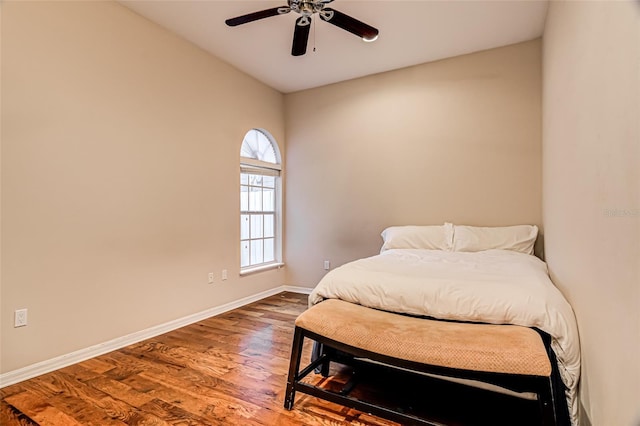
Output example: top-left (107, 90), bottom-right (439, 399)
top-left (284, 299), bottom-right (561, 425)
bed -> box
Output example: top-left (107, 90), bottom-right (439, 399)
top-left (307, 223), bottom-right (580, 426)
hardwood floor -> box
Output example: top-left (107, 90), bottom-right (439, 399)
top-left (1, 292), bottom-right (539, 425)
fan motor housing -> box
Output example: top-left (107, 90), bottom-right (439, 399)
top-left (289, 0), bottom-right (328, 16)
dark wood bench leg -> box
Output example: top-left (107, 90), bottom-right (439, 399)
top-left (319, 344), bottom-right (333, 377)
top-left (539, 332), bottom-right (569, 426)
top-left (538, 377), bottom-right (557, 426)
top-left (284, 326), bottom-right (305, 410)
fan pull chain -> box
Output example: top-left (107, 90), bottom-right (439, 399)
top-left (313, 18), bottom-right (316, 52)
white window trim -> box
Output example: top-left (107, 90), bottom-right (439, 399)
top-left (239, 262), bottom-right (285, 276)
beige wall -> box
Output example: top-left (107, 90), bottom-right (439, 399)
top-left (542, 1), bottom-right (640, 425)
top-left (284, 40), bottom-right (542, 287)
top-left (1, 1), bottom-right (285, 373)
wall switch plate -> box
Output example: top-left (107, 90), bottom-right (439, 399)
top-left (15, 309), bottom-right (27, 327)
top-left (222, 269), bottom-right (228, 280)
top-left (208, 272), bottom-right (215, 284)
top-left (324, 260), bottom-right (330, 270)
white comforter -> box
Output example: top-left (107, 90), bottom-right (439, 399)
top-left (309, 249), bottom-right (580, 425)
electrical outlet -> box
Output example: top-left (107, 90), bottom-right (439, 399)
top-left (208, 272), bottom-right (215, 284)
top-left (324, 260), bottom-right (330, 270)
top-left (15, 309), bottom-right (27, 327)
top-left (222, 269), bottom-right (228, 281)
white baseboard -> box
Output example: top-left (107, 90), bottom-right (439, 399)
top-left (0, 285), bottom-right (312, 388)
top-left (281, 284), bottom-right (313, 295)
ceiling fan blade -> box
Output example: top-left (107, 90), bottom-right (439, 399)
top-left (291, 16), bottom-right (311, 56)
top-left (225, 7), bottom-right (290, 27)
top-left (319, 8), bottom-right (378, 41)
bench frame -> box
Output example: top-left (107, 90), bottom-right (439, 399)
top-left (284, 322), bottom-right (570, 425)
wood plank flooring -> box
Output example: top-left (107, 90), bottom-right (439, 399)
top-left (1, 292), bottom-right (539, 425)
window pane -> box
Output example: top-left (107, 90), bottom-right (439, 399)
top-left (241, 241), bottom-right (250, 268)
top-left (264, 214), bottom-right (274, 238)
top-left (251, 214), bottom-right (263, 238)
top-left (240, 186), bottom-right (249, 211)
top-left (241, 173), bottom-right (248, 185)
top-left (249, 187), bottom-right (262, 212)
top-left (249, 174), bottom-right (262, 187)
top-left (262, 188), bottom-right (274, 211)
top-left (241, 215), bottom-right (250, 240)
top-left (255, 131), bottom-right (276, 163)
top-left (250, 240), bottom-right (263, 265)
top-left (263, 175), bottom-right (275, 188)
top-left (264, 238), bottom-right (275, 262)
top-left (240, 129), bottom-right (277, 164)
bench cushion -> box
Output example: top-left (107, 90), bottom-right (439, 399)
top-left (296, 299), bottom-right (551, 377)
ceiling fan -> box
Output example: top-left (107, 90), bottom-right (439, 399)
top-left (225, 0), bottom-right (379, 56)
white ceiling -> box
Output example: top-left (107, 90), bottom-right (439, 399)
top-left (120, 0), bottom-right (549, 93)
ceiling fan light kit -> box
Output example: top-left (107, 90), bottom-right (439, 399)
top-left (225, 0), bottom-right (379, 56)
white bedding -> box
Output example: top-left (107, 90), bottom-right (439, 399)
top-left (309, 249), bottom-right (580, 425)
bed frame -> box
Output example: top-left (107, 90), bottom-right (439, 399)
top-left (284, 299), bottom-right (570, 426)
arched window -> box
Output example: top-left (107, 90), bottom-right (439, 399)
top-left (240, 129), bottom-right (282, 272)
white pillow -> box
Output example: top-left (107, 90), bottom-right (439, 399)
top-left (452, 224), bottom-right (538, 255)
top-left (380, 223), bottom-right (453, 252)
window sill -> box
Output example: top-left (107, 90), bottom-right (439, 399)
top-left (240, 262), bottom-right (285, 276)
